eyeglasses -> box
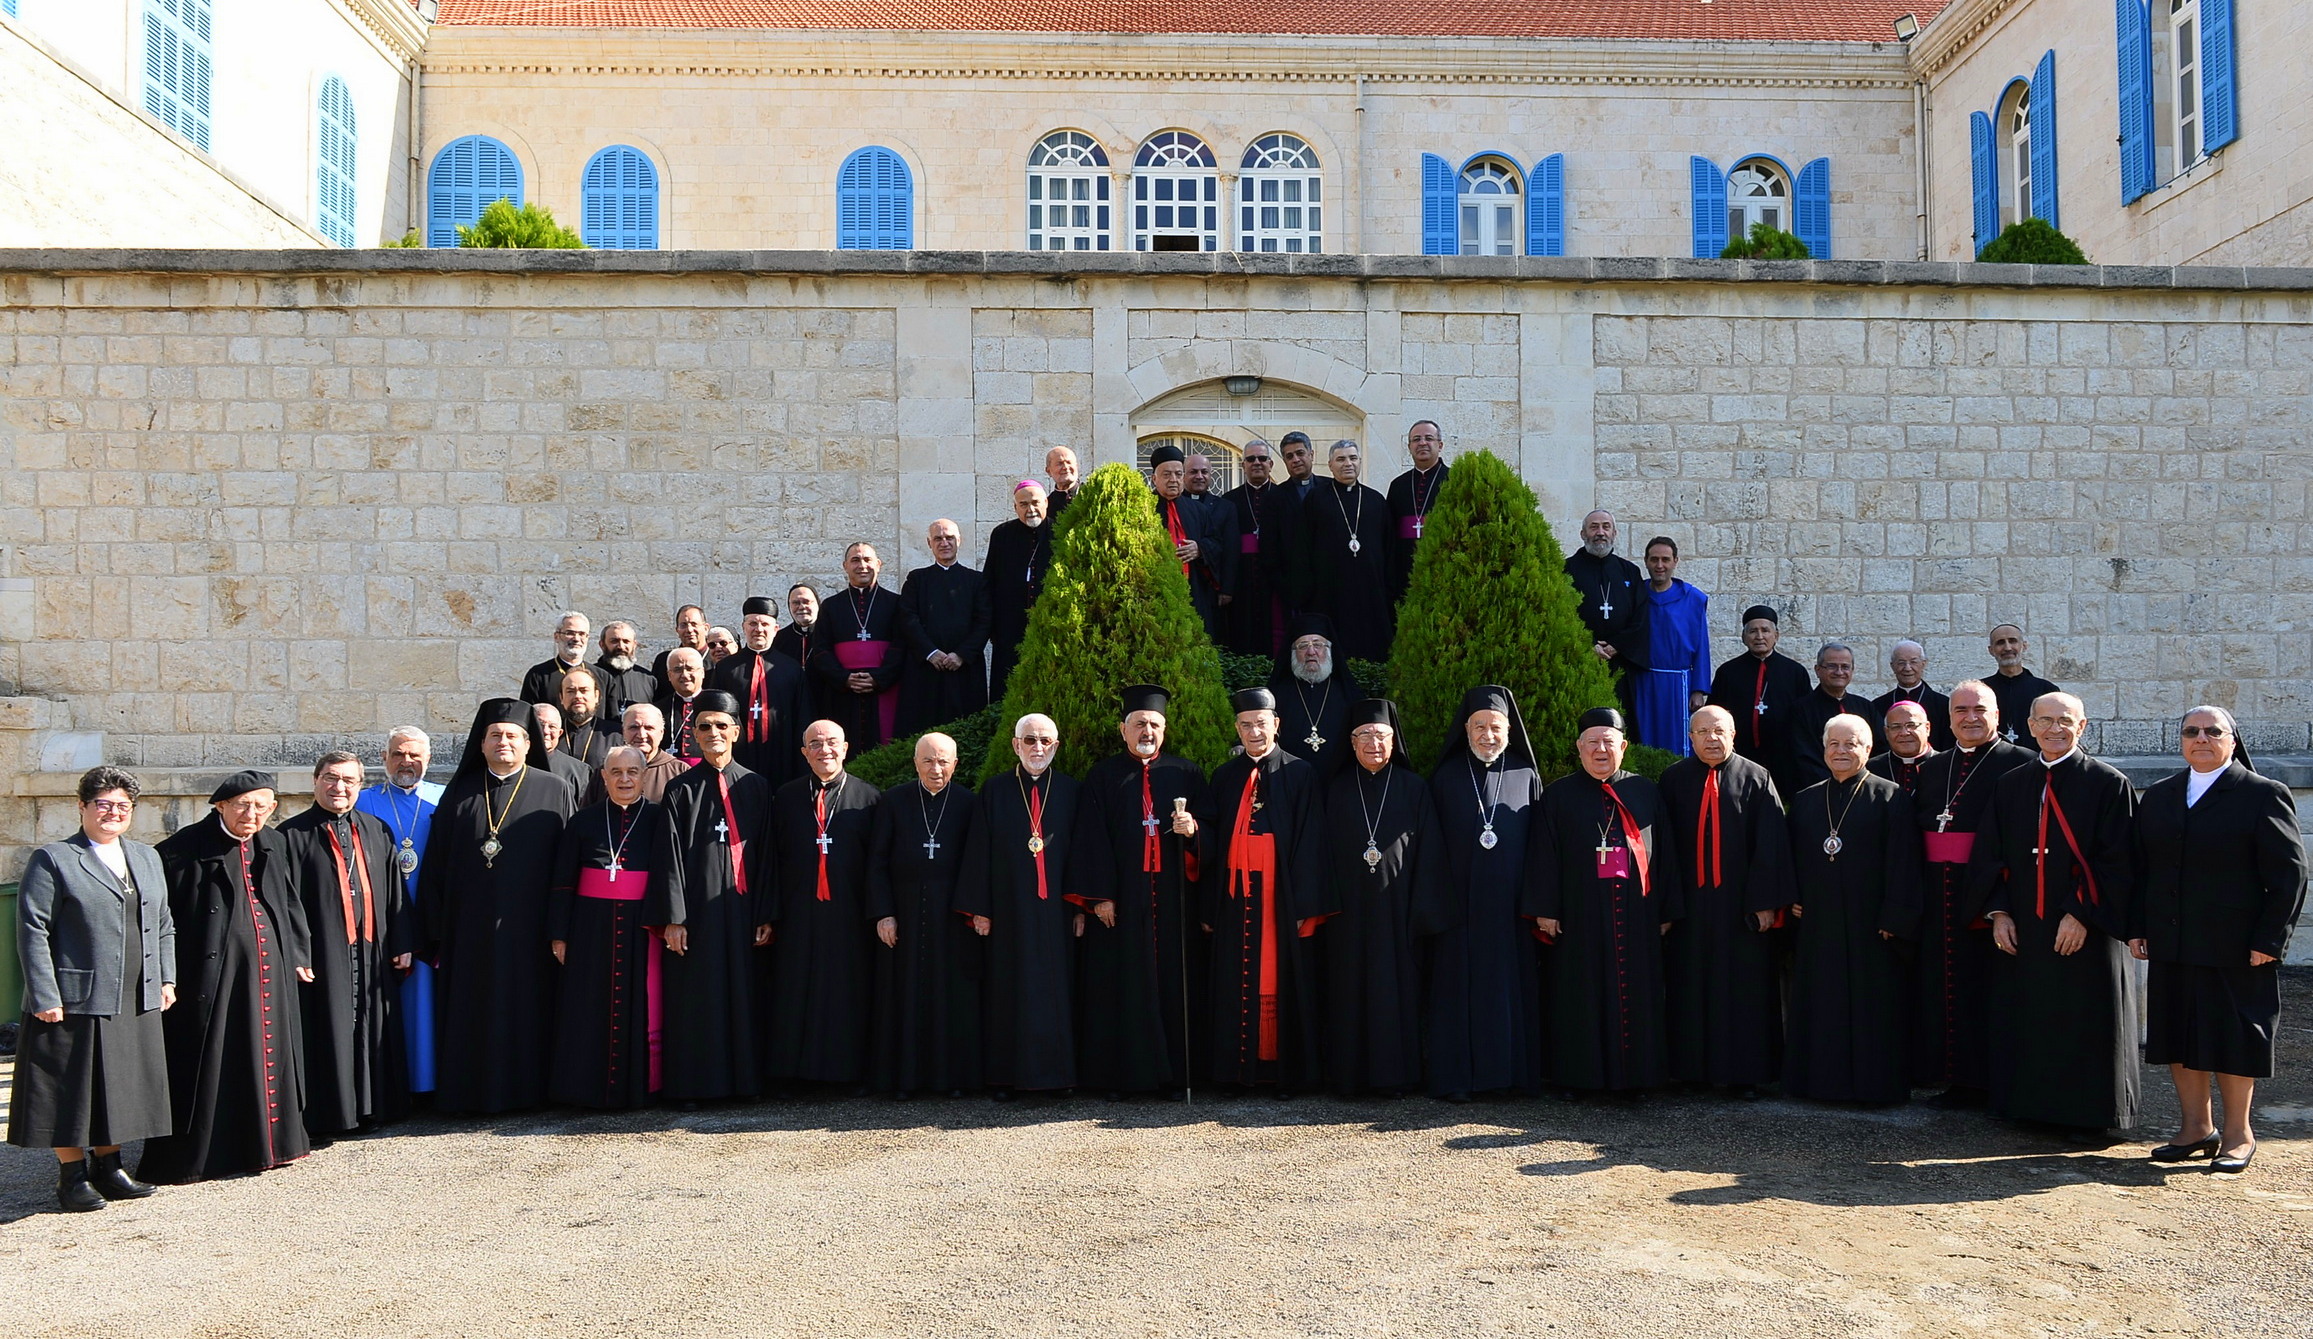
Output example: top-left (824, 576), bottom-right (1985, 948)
top-left (88, 799), bottom-right (134, 813)
top-left (2180, 726), bottom-right (2230, 739)
top-left (694, 720), bottom-right (738, 732)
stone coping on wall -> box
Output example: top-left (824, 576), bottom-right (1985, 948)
top-left (5, 249), bottom-right (2313, 293)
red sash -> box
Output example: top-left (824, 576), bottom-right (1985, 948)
top-left (813, 784), bottom-right (834, 901)
top-left (1694, 768), bottom-right (1722, 890)
top-left (322, 821), bottom-right (376, 944)
top-left (1600, 781), bottom-right (1653, 898)
top-left (577, 867), bottom-right (662, 1092)
top-left (744, 655), bottom-right (771, 744)
top-left (1027, 779), bottom-right (1050, 901)
top-left (1226, 769), bottom-right (1282, 1062)
top-left (1750, 659), bottom-right (1769, 749)
top-left (1141, 762), bottom-right (1162, 874)
top-left (716, 769), bottom-right (748, 897)
top-left (833, 640), bottom-right (900, 740)
top-left (2035, 774), bottom-right (2099, 919)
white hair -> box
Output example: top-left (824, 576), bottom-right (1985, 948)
top-left (558, 610), bottom-right (588, 627)
top-left (602, 745), bottom-right (646, 769)
top-left (1014, 713), bottom-right (1058, 740)
top-left (1816, 640), bottom-right (1854, 662)
top-left (1889, 639), bottom-right (1925, 662)
top-left (385, 725), bottom-right (430, 748)
top-left (623, 702), bottom-right (665, 727)
top-left (667, 647), bottom-right (704, 669)
top-left (1822, 715), bottom-right (1872, 745)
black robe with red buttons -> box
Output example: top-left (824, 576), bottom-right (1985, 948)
top-left (280, 805), bottom-right (411, 1134)
top-left (547, 798), bottom-right (662, 1109)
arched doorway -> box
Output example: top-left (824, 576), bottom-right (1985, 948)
top-left (1129, 377), bottom-right (1366, 492)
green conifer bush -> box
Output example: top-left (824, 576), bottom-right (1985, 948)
top-left (457, 199), bottom-right (587, 249)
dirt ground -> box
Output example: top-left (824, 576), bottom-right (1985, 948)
top-left (5, 973), bottom-right (2309, 1339)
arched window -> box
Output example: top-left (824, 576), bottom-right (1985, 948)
top-left (1726, 157), bottom-right (1789, 240)
top-left (1999, 84), bottom-right (2032, 227)
top-left (142, 0), bottom-right (214, 152)
top-left (1028, 131), bottom-right (1110, 251)
top-left (582, 146), bottom-right (660, 249)
top-left (426, 136), bottom-right (523, 247)
top-left (1458, 158), bottom-right (1520, 256)
top-left (1236, 134), bottom-right (1322, 253)
top-left (315, 76), bottom-right (357, 248)
top-left (1135, 433), bottom-right (1242, 494)
top-left (1133, 131), bottom-right (1218, 252)
top-left (835, 147), bottom-right (912, 250)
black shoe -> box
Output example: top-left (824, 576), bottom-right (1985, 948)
top-left (56, 1160), bottom-right (106, 1213)
top-left (88, 1151), bottom-right (156, 1201)
top-left (2148, 1132), bottom-right (2220, 1163)
top-left (2211, 1142), bottom-right (2256, 1174)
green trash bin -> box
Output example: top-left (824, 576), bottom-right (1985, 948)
top-left (0, 882), bottom-right (20, 1023)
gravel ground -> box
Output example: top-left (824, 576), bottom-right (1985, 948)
top-left (5, 971), bottom-right (2309, 1339)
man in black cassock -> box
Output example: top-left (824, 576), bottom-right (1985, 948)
top-left (1908, 679), bottom-right (2032, 1103)
top-left (548, 746), bottom-right (662, 1109)
top-left (282, 751), bottom-right (411, 1138)
top-left (529, 703), bottom-right (594, 798)
top-left (1966, 691), bottom-right (2140, 1134)
top-left (983, 481), bottom-right (1054, 702)
top-left (649, 603), bottom-right (709, 686)
top-left (811, 542), bottom-right (912, 751)
top-left (139, 772), bottom-right (313, 1184)
top-left (520, 611), bottom-right (610, 705)
top-left (1148, 444), bottom-right (1235, 645)
top-left (1564, 511), bottom-right (1650, 719)
top-left (558, 668), bottom-right (616, 770)
top-left (1786, 641), bottom-right (1869, 792)
top-left (1072, 688), bottom-right (1205, 1098)
top-left (710, 595), bottom-right (809, 788)
top-left (1659, 706), bottom-right (1794, 1093)
top-left (867, 732), bottom-right (983, 1098)
top-left (418, 698), bottom-right (578, 1115)
top-left (1784, 716), bottom-right (1921, 1104)
top-left (653, 694), bottom-right (775, 1104)
top-left (1221, 440), bottom-right (1289, 658)
top-left (1192, 688), bottom-right (1330, 1092)
top-left (1527, 708), bottom-right (1684, 1093)
top-left (593, 619), bottom-right (659, 721)
top-left (1867, 699), bottom-right (1936, 794)
top-left (1270, 614), bottom-right (1353, 778)
top-left (770, 584), bottom-right (825, 728)
top-left (1706, 604), bottom-right (1813, 803)
top-left (1385, 420), bottom-right (1449, 605)
top-left (1425, 686), bottom-right (1547, 1101)
top-left (1985, 624), bottom-right (2061, 754)
top-left (1267, 431), bottom-right (1322, 620)
top-left (957, 713), bottom-right (1084, 1097)
top-left (1317, 698), bottom-right (1451, 1096)
top-left (765, 718), bottom-right (882, 1089)
top-left (1296, 440), bottom-right (1395, 665)
top-left (898, 519), bottom-right (992, 734)
top-left (1867, 640), bottom-right (1954, 754)
top-left (655, 646), bottom-right (709, 763)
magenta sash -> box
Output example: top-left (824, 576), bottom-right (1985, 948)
top-left (577, 867), bottom-right (663, 1092)
top-left (1396, 515), bottom-right (1425, 540)
top-left (833, 639), bottom-right (900, 740)
top-left (1922, 832), bottom-right (1976, 865)
top-left (1240, 533), bottom-right (1260, 554)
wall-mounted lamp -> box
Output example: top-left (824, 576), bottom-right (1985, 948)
top-left (1223, 376), bottom-right (1263, 396)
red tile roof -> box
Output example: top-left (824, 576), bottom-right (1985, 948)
top-left (431, 0), bottom-right (1952, 41)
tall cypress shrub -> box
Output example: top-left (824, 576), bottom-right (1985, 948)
top-left (980, 463), bottom-right (1235, 782)
top-left (1386, 450), bottom-right (1620, 772)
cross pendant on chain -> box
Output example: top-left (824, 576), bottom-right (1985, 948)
top-left (1598, 594), bottom-right (1615, 619)
top-left (750, 700), bottom-right (763, 720)
top-left (1142, 812), bottom-right (1161, 837)
top-left (714, 818), bottom-right (729, 843)
top-left (816, 831), bottom-right (835, 855)
top-left (923, 834), bottom-right (941, 859)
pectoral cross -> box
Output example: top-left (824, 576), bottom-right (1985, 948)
top-left (2004, 725), bottom-right (2020, 742)
top-left (714, 818), bottom-right (729, 843)
top-left (816, 831), bottom-right (835, 855)
top-left (1936, 810), bottom-right (1954, 832)
top-left (1596, 837), bottom-right (1616, 860)
top-left (1755, 700), bottom-right (1769, 715)
top-left (922, 833), bottom-right (941, 859)
top-left (608, 860), bottom-right (622, 882)
top-left (2030, 845), bottom-right (2052, 859)
top-left (1411, 516), bottom-right (1423, 538)
top-left (750, 699), bottom-right (763, 720)
top-left (855, 626), bottom-right (871, 642)
top-left (1304, 728), bottom-right (1326, 752)
top-left (1143, 812), bottom-right (1162, 838)
top-left (1597, 592), bottom-right (1615, 619)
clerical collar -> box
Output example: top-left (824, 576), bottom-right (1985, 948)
top-left (811, 771), bottom-right (846, 790)
top-left (1244, 746), bottom-right (1276, 763)
top-left (2040, 748), bottom-right (2075, 768)
top-left (936, 561), bottom-right (955, 570)
top-left (214, 814), bottom-right (252, 843)
top-left (487, 764), bottom-right (523, 781)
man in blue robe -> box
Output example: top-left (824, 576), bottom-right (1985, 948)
top-left (354, 727), bottom-right (444, 1097)
top-left (1638, 537), bottom-right (1711, 757)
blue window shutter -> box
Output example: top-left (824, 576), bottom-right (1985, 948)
top-left (2201, 0), bottom-right (2238, 151)
top-left (142, 0), bottom-right (214, 153)
top-left (2029, 50), bottom-right (2060, 230)
top-left (426, 135), bottom-right (522, 247)
top-left (1793, 157), bottom-right (1831, 259)
top-left (1420, 153), bottom-right (1456, 255)
top-left (1526, 153), bottom-right (1564, 257)
top-left (582, 146), bottom-right (658, 249)
top-left (315, 77), bottom-right (358, 247)
top-left (836, 147), bottom-right (912, 250)
top-left (1690, 156), bottom-right (1727, 258)
top-left (1970, 110), bottom-right (1997, 255)
top-left (2115, 0), bottom-right (2155, 203)
top-left (2, 0), bottom-right (16, 19)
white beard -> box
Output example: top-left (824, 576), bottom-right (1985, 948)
top-left (605, 653), bottom-right (636, 672)
top-left (1291, 653), bottom-right (1334, 685)
top-left (1584, 539), bottom-right (1614, 559)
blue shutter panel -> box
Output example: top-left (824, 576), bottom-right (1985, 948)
top-left (142, 0), bottom-right (214, 152)
top-left (2029, 50), bottom-right (2060, 230)
top-left (1526, 153), bottom-right (1564, 257)
top-left (2115, 0), bottom-right (2155, 203)
top-left (1970, 111), bottom-right (1998, 255)
top-left (1420, 153), bottom-right (1456, 255)
top-left (315, 77), bottom-right (358, 247)
top-left (582, 147), bottom-right (658, 249)
top-left (1690, 156), bottom-right (1728, 257)
top-left (1793, 157), bottom-right (1831, 259)
top-left (2200, 0), bottom-right (2238, 151)
top-left (427, 136), bottom-right (522, 247)
top-left (836, 148), bottom-right (912, 250)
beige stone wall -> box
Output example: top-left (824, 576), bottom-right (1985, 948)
top-left (416, 30), bottom-right (1920, 260)
top-left (1916, 0), bottom-right (2313, 265)
top-left (1, 249), bottom-right (2309, 877)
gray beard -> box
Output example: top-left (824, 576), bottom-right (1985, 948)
top-left (605, 653), bottom-right (635, 673)
top-left (1291, 654), bottom-right (1334, 685)
top-left (1584, 538), bottom-right (1614, 559)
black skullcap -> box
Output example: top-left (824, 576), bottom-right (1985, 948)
top-left (1741, 604), bottom-right (1779, 626)
top-left (476, 698), bottom-right (532, 729)
top-left (1148, 444), bottom-right (1186, 467)
top-left (693, 689), bottom-right (742, 718)
top-left (1286, 613), bottom-right (1336, 645)
top-left (207, 769), bottom-right (276, 803)
top-left (1347, 699), bottom-right (1397, 729)
top-left (1231, 686), bottom-right (1277, 714)
top-left (1119, 685), bottom-right (1170, 718)
top-left (1578, 707), bottom-right (1627, 734)
top-left (742, 595), bottom-right (778, 617)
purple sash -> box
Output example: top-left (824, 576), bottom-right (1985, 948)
top-left (834, 639), bottom-right (901, 740)
top-left (1922, 832), bottom-right (1976, 865)
top-left (1240, 533), bottom-right (1260, 554)
top-left (577, 867), bottom-right (662, 1092)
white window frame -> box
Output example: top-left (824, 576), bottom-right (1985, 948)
top-left (1133, 131), bottom-right (1219, 252)
top-left (2168, 0), bottom-right (2204, 173)
top-left (2006, 87), bottom-right (2033, 226)
top-left (1726, 158), bottom-right (1790, 240)
top-left (1457, 158), bottom-right (1520, 256)
top-left (1236, 134), bottom-right (1322, 254)
top-left (1028, 131), bottom-right (1111, 252)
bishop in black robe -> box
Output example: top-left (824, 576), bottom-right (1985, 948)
top-left (418, 700), bottom-right (578, 1115)
top-left (765, 747), bottom-right (882, 1087)
top-left (654, 709), bottom-right (775, 1103)
top-left (983, 497), bottom-right (1055, 702)
top-left (1659, 724), bottom-right (1795, 1090)
top-left (1222, 472), bottom-right (1288, 658)
top-left (1071, 691), bottom-right (1205, 1097)
top-left (139, 779), bottom-right (313, 1184)
top-left (1270, 615), bottom-right (1353, 779)
top-left (1426, 687), bottom-right (1547, 1100)
top-left (1526, 709), bottom-right (1685, 1092)
top-left (710, 602), bottom-right (810, 788)
top-left (1706, 607), bottom-right (1814, 803)
top-left (868, 769), bottom-right (983, 1097)
top-left (594, 654), bottom-right (659, 723)
top-left (1787, 687), bottom-right (1869, 793)
top-left (1195, 689), bottom-right (1331, 1091)
top-left (1908, 728), bottom-right (2032, 1096)
top-left (772, 588), bottom-right (825, 728)
top-left (1867, 741), bottom-right (1935, 795)
top-left (1149, 445), bottom-right (1237, 645)
top-left (1869, 681), bottom-right (1954, 754)
top-left (811, 575), bottom-right (911, 751)
top-left (280, 793), bottom-right (410, 1135)
top-left (958, 746), bottom-right (1084, 1095)
top-left (1965, 735), bottom-right (2141, 1131)
top-left (1384, 454), bottom-right (1449, 606)
top-left (1784, 747), bottom-right (1922, 1105)
top-left (1564, 532), bottom-right (1650, 717)
top-left (1297, 472), bottom-right (1396, 665)
top-left (898, 554), bottom-right (992, 734)
top-left (547, 791), bottom-right (662, 1109)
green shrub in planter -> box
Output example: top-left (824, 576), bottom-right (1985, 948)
top-left (1976, 217), bottom-right (2089, 264)
top-left (1719, 223), bottom-right (1811, 260)
top-left (457, 199), bottom-right (586, 249)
